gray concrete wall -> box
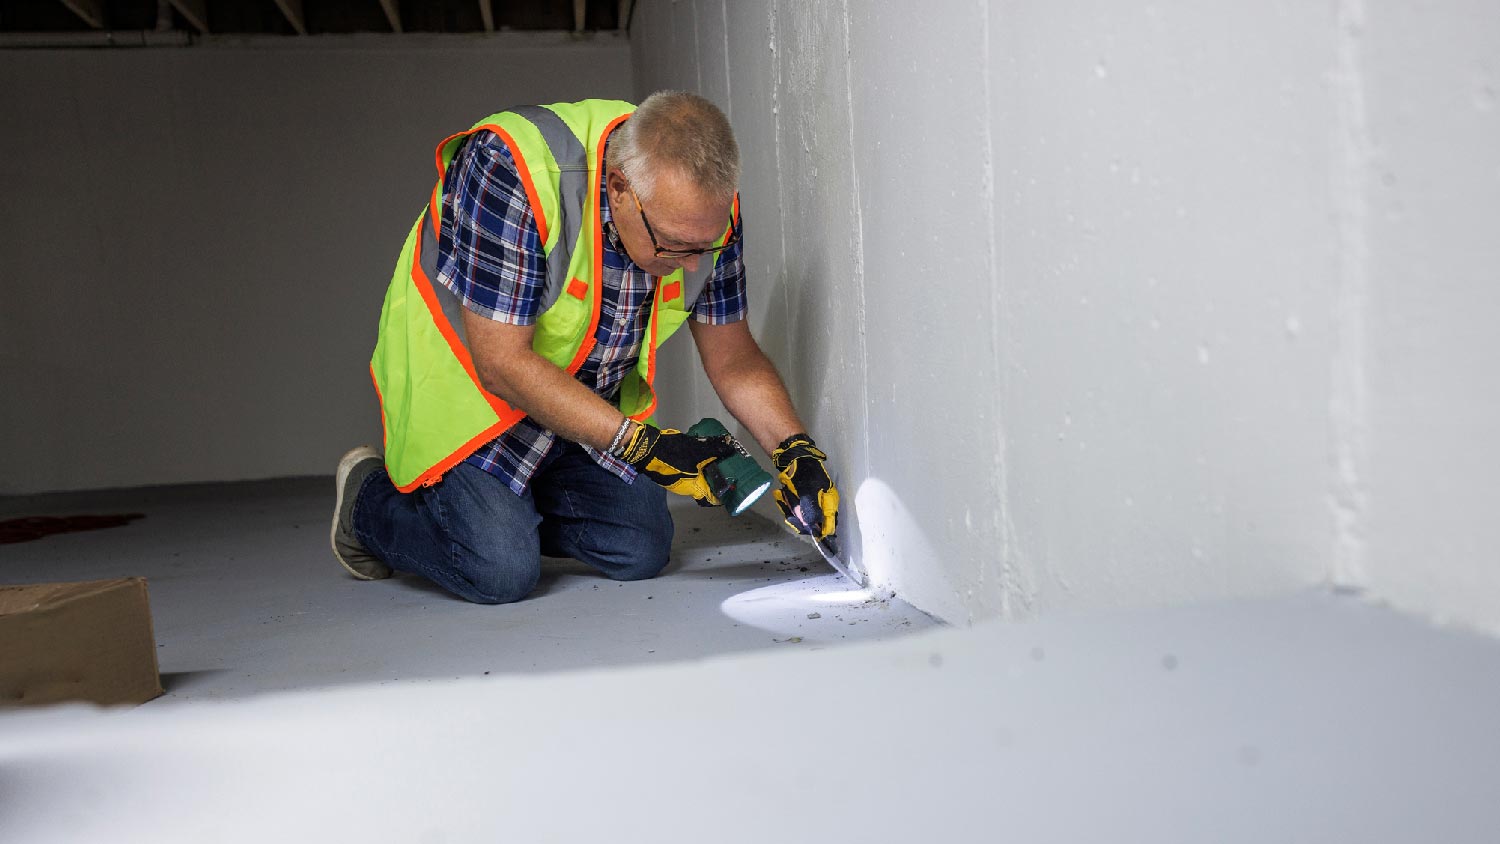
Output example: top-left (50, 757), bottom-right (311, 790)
top-left (0, 34), bottom-right (632, 495)
top-left (1356, 2), bottom-right (1500, 633)
top-left (630, 1), bottom-right (1500, 633)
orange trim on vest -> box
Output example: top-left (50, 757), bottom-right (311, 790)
top-left (410, 238), bottom-right (476, 391)
top-left (438, 130), bottom-right (465, 176)
top-left (428, 129), bottom-right (470, 237)
top-left (412, 238), bottom-right (519, 418)
top-left (430, 124), bottom-right (552, 248)
top-left (388, 232), bottom-right (528, 492)
top-left (628, 275), bottom-right (664, 422)
top-left (374, 360), bottom-right (512, 493)
top-left (482, 124), bottom-right (549, 248)
top-left (387, 110), bottom-right (640, 490)
top-left (432, 129), bottom-right (469, 176)
top-left (624, 191), bottom-right (731, 423)
top-left (393, 419), bottom-right (518, 493)
top-left (562, 112), bottom-right (629, 376)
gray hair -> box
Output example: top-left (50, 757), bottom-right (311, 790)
top-left (607, 91), bottom-right (740, 203)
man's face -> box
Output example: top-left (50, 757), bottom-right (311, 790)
top-left (606, 167), bottom-right (733, 278)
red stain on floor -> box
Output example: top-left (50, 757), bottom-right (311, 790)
top-left (0, 514), bottom-right (146, 544)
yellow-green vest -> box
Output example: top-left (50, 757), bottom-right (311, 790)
top-left (370, 100), bottom-right (738, 492)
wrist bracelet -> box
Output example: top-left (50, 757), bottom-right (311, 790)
top-left (607, 417), bottom-right (634, 456)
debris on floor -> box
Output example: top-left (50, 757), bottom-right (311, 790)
top-left (0, 480), bottom-right (938, 701)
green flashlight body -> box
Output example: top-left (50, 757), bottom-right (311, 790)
top-left (686, 418), bottom-right (775, 516)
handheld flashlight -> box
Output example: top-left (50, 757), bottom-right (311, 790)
top-left (686, 418), bottom-right (774, 516)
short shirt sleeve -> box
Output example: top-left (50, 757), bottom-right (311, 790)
top-left (436, 131), bottom-right (548, 325)
top-left (689, 215), bottom-right (748, 324)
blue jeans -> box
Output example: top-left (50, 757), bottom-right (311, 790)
top-left (351, 441), bottom-right (674, 604)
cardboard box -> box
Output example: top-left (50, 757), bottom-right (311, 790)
top-left (0, 577), bottom-right (163, 707)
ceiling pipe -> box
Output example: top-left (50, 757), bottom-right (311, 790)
top-left (0, 30), bottom-right (192, 48)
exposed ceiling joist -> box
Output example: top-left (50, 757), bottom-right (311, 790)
top-left (272, 0), bottom-right (307, 35)
top-left (377, 0), bottom-right (402, 34)
top-left (12, 0), bottom-right (634, 38)
top-left (58, 0), bottom-right (105, 29)
top-left (166, 0), bottom-right (208, 34)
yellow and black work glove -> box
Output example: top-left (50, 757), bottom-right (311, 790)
top-left (618, 422), bottom-right (739, 506)
top-left (771, 433), bottom-right (839, 540)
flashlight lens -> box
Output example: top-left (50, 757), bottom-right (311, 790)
top-left (733, 479), bottom-right (773, 515)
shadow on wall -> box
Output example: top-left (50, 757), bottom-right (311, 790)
top-left (753, 268), bottom-right (792, 382)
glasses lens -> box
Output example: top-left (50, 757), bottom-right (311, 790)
top-left (656, 222), bottom-right (741, 259)
top-left (660, 245), bottom-right (726, 259)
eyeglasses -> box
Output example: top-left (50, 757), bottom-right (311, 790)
top-left (628, 183), bottom-right (741, 259)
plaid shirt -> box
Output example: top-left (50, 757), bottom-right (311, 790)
top-left (435, 130), bottom-right (748, 495)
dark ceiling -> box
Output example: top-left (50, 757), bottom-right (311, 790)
top-left (0, 1), bottom-right (632, 36)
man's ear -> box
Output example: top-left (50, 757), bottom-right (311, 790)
top-left (604, 168), bottom-right (628, 201)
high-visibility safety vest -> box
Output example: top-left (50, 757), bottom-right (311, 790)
top-left (370, 100), bottom-right (738, 492)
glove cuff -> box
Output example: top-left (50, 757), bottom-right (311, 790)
top-left (772, 433), bottom-right (824, 470)
top-left (617, 422), bottom-right (660, 468)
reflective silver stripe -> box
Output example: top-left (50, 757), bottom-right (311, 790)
top-left (682, 260), bottom-right (713, 310)
top-left (680, 204), bottom-right (737, 308)
top-left (420, 217), bottom-right (469, 347)
top-left (510, 105), bottom-right (590, 312)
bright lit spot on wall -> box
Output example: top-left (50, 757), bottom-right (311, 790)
top-left (854, 476), bottom-right (939, 590)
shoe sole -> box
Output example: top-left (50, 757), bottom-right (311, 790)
top-left (331, 446), bottom-right (384, 581)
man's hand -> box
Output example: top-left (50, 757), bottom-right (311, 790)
top-left (771, 434), bottom-right (839, 540)
top-left (618, 423), bottom-right (739, 506)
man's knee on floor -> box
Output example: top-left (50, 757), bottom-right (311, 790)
top-left (462, 568), bottom-right (539, 604)
top-left (607, 548), bottom-right (671, 582)
top-left (602, 519), bottom-right (673, 582)
top-left (457, 553), bottom-right (541, 605)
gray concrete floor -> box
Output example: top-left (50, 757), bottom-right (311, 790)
top-left (8, 481), bottom-right (1500, 843)
top-left (3, 590), bottom-right (1499, 843)
top-left (0, 477), bottom-right (935, 702)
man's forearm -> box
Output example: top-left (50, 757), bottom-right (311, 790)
top-left (477, 350), bottom-right (625, 451)
top-left (707, 348), bottom-right (806, 454)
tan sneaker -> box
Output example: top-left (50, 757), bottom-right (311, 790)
top-left (330, 447), bottom-right (392, 580)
